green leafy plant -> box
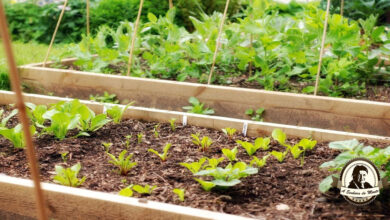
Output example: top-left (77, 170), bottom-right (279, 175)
top-left (180, 157), bottom-right (207, 174)
top-left (43, 112), bottom-right (80, 140)
top-left (124, 135), bottom-right (132, 149)
top-left (76, 105), bottom-right (111, 135)
top-left (60, 152), bottom-right (69, 163)
top-left (271, 150), bottom-right (288, 163)
top-left (173, 188), bottom-right (185, 202)
top-left (222, 127), bottom-right (237, 140)
top-left (250, 154), bottom-right (270, 168)
top-left (25, 103), bottom-right (47, 128)
top-left (107, 150), bottom-right (137, 175)
top-left (0, 124), bottom-right (36, 148)
top-left (90, 91), bottom-right (119, 104)
top-left (204, 157), bottom-right (225, 169)
top-left (319, 139), bottom-right (390, 193)
top-left (102, 142), bottom-right (113, 153)
top-left (53, 163), bottom-right (86, 187)
top-left (137, 133), bottom-right (143, 144)
top-left (148, 143), bottom-right (172, 162)
top-left (106, 102), bottom-right (134, 124)
top-left (132, 184), bottom-right (157, 195)
top-left (119, 184), bottom-right (134, 197)
top-left (194, 178), bottom-right (216, 191)
top-left (169, 118), bottom-right (176, 131)
top-left (153, 124), bottom-right (160, 138)
top-left (245, 108), bottom-right (265, 121)
top-left (183, 97), bottom-right (214, 115)
top-left (194, 162), bottom-right (258, 190)
top-left (191, 133), bottom-right (213, 152)
top-left (222, 146), bottom-right (238, 161)
top-left (236, 137), bottom-right (270, 156)
top-left (0, 109), bottom-right (18, 127)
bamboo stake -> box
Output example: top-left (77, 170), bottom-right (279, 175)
top-left (169, 0), bottom-right (173, 9)
top-left (126, 0), bottom-right (144, 76)
top-left (207, 0), bottom-right (230, 85)
top-left (86, 0), bottom-right (90, 36)
top-left (43, 0), bottom-right (68, 67)
top-left (0, 2), bottom-right (48, 220)
top-left (314, 0), bottom-right (331, 96)
top-left (340, 0), bottom-right (344, 17)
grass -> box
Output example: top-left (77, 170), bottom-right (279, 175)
top-left (0, 41), bottom-right (68, 90)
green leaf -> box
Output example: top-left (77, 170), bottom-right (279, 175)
top-left (173, 188), bottom-right (185, 201)
top-left (272, 129), bottom-right (286, 145)
top-left (319, 174), bottom-right (338, 193)
top-left (119, 187), bottom-right (134, 197)
top-left (147, 13), bottom-right (158, 23)
top-left (194, 178), bottom-right (215, 191)
top-left (329, 139), bottom-right (360, 151)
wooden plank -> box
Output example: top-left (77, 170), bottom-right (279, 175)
top-left (0, 175), bottom-right (254, 220)
top-left (19, 65), bottom-right (390, 136)
top-left (0, 91), bottom-right (389, 143)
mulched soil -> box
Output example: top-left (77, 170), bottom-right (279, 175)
top-left (0, 107), bottom-right (389, 220)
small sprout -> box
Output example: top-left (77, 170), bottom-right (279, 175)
top-left (191, 133), bottom-right (212, 152)
top-left (137, 133), bottom-right (144, 144)
top-left (153, 124), bottom-right (160, 138)
top-left (107, 150), bottom-right (137, 175)
top-left (102, 142), bottom-right (113, 153)
top-left (250, 155), bottom-right (270, 168)
top-left (194, 178), bottom-right (215, 191)
top-left (222, 146), bottom-right (238, 161)
top-left (169, 118), bottom-right (176, 131)
top-left (173, 188), bottom-right (185, 202)
top-left (236, 137), bottom-right (270, 156)
top-left (53, 163), bottom-right (86, 187)
top-left (222, 127), bottom-right (237, 140)
top-left (119, 185), bottom-right (134, 197)
top-left (90, 91), bottom-right (119, 104)
top-left (271, 150), bottom-right (288, 163)
top-left (183, 97), bottom-right (215, 115)
top-left (180, 157), bottom-right (207, 174)
top-left (124, 135), bottom-right (132, 149)
top-left (106, 102), bottom-right (134, 124)
top-left (60, 151), bottom-right (69, 163)
top-left (132, 184), bottom-right (156, 195)
top-left (290, 144), bottom-right (304, 159)
top-left (245, 108), bottom-right (265, 121)
top-left (121, 178), bottom-right (128, 184)
top-left (204, 157), bottom-right (225, 169)
top-left (148, 143), bottom-right (172, 162)
top-left (298, 138), bottom-right (317, 166)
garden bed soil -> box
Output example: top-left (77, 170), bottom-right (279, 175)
top-left (0, 107), bottom-right (389, 219)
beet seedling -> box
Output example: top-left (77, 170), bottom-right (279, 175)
top-left (222, 146), bottom-right (238, 161)
top-left (194, 178), bottom-right (216, 191)
top-left (183, 97), bottom-right (215, 115)
top-left (106, 102), bottom-right (134, 124)
top-left (191, 133), bottom-right (213, 152)
top-left (148, 143), bottom-right (172, 162)
top-left (137, 133), bottom-right (144, 144)
top-left (153, 124), bottom-right (160, 138)
top-left (250, 154), bottom-right (270, 168)
top-left (271, 150), bottom-right (288, 163)
top-left (124, 135), bottom-right (132, 149)
top-left (53, 163), bottom-right (86, 187)
top-left (107, 150), bottom-right (137, 175)
top-left (60, 152), bottom-right (69, 163)
top-left (204, 157), bottom-right (225, 169)
top-left (173, 188), bottom-right (185, 202)
top-left (102, 142), bottom-right (113, 153)
top-left (180, 157), bottom-right (207, 174)
top-left (119, 185), bottom-right (134, 197)
top-left (132, 184), bottom-right (157, 195)
top-left (169, 118), bottom-right (177, 131)
top-left (236, 137), bottom-right (270, 156)
top-left (222, 127), bottom-right (237, 140)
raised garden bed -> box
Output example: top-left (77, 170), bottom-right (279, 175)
top-left (0, 91), bottom-right (389, 219)
top-left (19, 60), bottom-right (390, 137)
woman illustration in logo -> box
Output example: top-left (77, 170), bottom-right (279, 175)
top-left (348, 165), bottom-right (373, 189)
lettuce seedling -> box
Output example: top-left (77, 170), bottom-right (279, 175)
top-left (43, 112), bottom-right (80, 140)
top-left (169, 118), bottom-right (176, 131)
top-left (107, 150), bottom-right (137, 175)
top-left (191, 133), bottom-right (213, 152)
top-left (180, 157), bottom-right (207, 174)
top-left (182, 97), bottom-right (215, 115)
top-left (222, 127), bottom-right (237, 140)
top-left (53, 163), bottom-right (86, 187)
top-left (106, 102), bottom-right (134, 124)
top-left (0, 124), bottom-right (36, 148)
top-left (195, 162), bottom-right (258, 189)
top-left (173, 188), bottom-right (185, 202)
top-left (25, 103), bottom-right (47, 128)
top-left (132, 184), bottom-right (157, 195)
top-left (148, 143), bottom-right (172, 162)
top-left (222, 146), bottom-right (238, 161)
top-left (271, 150), bottom-right (288, 163)
top-left (245, 108), bottom-right (265, 121)
top-left (194, 178), bottom-right (216, 191)
top-left (119, 185), bottom-right (134, 197)
top-left (137, 133), bottom-right (143, 144)
top-left (0, 109), bottom-right (18, 128)
top-left (77, 105), bottom-right (111, 134)
top-left (250, 154), bottom-right (270, 168)
top-left (102, 142), bottom-right (112, 153)
top-left (236, 137), bottom-right (270, 156)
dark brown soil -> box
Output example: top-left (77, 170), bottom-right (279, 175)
top-left (0, 109), bottom-right (389, 219)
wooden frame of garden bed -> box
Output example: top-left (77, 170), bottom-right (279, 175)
top-left (19, 59), bottom-right (390, 137)
top-left (0, 90), bottom-right (389, 219)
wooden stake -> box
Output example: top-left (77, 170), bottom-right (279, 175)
top-left (207, 0), bottom-right (230, 85)
top-left (86, 0), bottom-right (90, 36)
top-left (126, 0), bottom-right (144, 76)
top-left (340, 0), bottom-right (344, 17)
top-left (43, 0), bottom-right (68, 67)
top-left (314, 0), bottom-right (331, 96)
top-left (169, 0), bottom-right (173, 9)
top-left (0, 2), bottom-right (48, 220)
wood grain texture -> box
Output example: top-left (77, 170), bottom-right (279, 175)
top-left (19, 64), bottom-right (390, 136)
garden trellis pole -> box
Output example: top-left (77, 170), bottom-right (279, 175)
top-left (207, 0), bottom-right (230, 85)
top-left (169, 0), bottom-right (173, 9)
top-left (0, 2), bottom-right (48, 220)
top-left (43, 0), bottom-right (68, 67)
top-left (87, 0), bottom-right (90, 36)
top-left (126, 0), bottom-right (144, 76)
top-left (314, 0), bottom-right (331, 96)
top-left (340, 0), bottom-right (344, 17)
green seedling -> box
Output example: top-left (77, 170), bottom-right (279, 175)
top-left (271, 150), bottom-right (288, 163)
top-left (53, 163), bottom-right (86, 187)
top-left (60, 152), bottom-right (69, 163)
top-left (153, 124), bottom-right (160, 138)
top-left (25, 103), bottom-right (47, 128)
top-left (132, 184), bottom-right (157, 195)
top-left (107, 150), bottom-right (137, 175)
top-left (90, 91), bottom-right (119, 104)
top-left (43, 112), bottom-right (80, 140)
top-left (222, 127), bottom-right (237, 140)
top-left (180, 157), bottom-right (207, 174)
top-left (245, 108), bottom-right (265, 121)
top-left (121, 179), bottom-right (128, 184)
top-left (0, 124), bottom-right (36, 148)
top-left (124, 135), bottom-right (132, 149)
top-left (169, 118), bottom-right (177, 131)
top-left (250, 154), bottom-right (270, 168)
top-left (194, 178), bottom-right (216, 191)
top-left (119, 184), bottom-right (134, 197)
top-left (148, 143), bottom-right (172, 162)
top-left (106, 102), bottom-right (134, 124)
top-left (222, 146), bottom-right (238, 161)
top-left (102, 142), bottom-right (113, 153)
top-left (191, 133), bottom-right (213, 152)
top-left (0, 109), bottom-right (18, 127)
top-left (204, 157), bottom-right (225, 169)
top-left (236, 137), bottom-right (270, 156)
top-left (173, 188), bottom-right (185, 202)
top-left (137, 133), bottom-right (143, 144)
top-left (183, 97), bottom-right (214, 115)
